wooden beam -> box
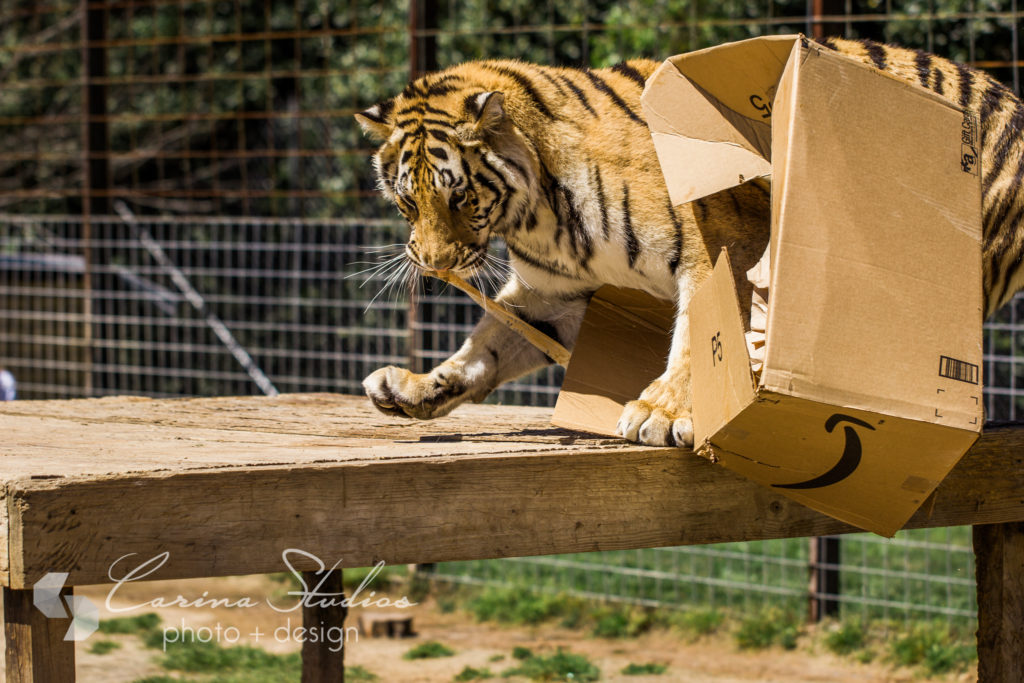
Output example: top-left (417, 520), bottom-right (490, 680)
top-left (4, 421), bottom-right (1024, 588)
top-left (301, 569), bottom-right (346, 683)
top-left (974, 522), bottom-right (1024, 683)
top-left (3, 584), bottom-right (75, 682)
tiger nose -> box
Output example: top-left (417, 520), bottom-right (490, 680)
top-left (427, 252), bottom-right (457, 271)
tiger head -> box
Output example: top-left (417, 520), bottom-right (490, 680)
top-left (356, 78), bottom-right (537, 274)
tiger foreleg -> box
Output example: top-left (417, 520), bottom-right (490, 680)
top-left (363, 279), bottom-right (586, 420)
top-left (616, 285), bottom-right (694, 448)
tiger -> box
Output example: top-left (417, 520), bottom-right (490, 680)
top-left (354, 36), bottom-right (1024, 448)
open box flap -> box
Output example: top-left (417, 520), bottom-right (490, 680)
top-left (689, 249), bottom-right (757, 447)
top-left (552, 287), bottom-right (674, 436)
top-left (641, 35), bottom-right (798, 205)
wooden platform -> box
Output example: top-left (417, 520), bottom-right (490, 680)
top-left (1, 393), bottom-right (1023, 681)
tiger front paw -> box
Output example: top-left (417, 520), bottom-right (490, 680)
top-left (362, 365), bottom-right (467, 420)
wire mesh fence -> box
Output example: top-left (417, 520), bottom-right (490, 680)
top-left (1, 0), bottom-right (1022, 630)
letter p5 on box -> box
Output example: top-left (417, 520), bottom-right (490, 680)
top-left (551, 35), bottom-right (984, 537)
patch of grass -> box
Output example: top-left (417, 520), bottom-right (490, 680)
top-left (87, 639), bottom-right (121, 655)
top-left (621, 661), bottom-right (668, 675)
top-left (454, 665), bottom-right (494, 681)
top-left (674, 609), bottom-right (724, 637)
top-left (824, 620), bottom-right (867, 656)
top-left (889, 623), bottom-right (976, 675)
top-left (98, 612), bottom-right (161, 635)
top-left (735, 609), bottom-right (801, 650)
top-left (403, 640), bottom-right (455, 660)
top-left (131, 678), bottom-right (178, 683)
top-left (157, 638), bottom-right (300, 675)
top-left (347, 665), bottom-right (379, 682)
top-left (468, 587), bottom-right (583, 626)
top-left (511, 646), bottom-right (533, 660)
top-left (591, 605), bottom-right (654, 638)
top-left (501, 648), bottom-right (600, 682)
top-left (489, 653), bottom-right (506, 662)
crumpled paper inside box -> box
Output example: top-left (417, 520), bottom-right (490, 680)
top-left (745, 245), bottom-right (770, 380)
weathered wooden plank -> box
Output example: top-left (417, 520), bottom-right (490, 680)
top-left (300, 569), bottom-right (346, 683)
top-left (974, 522), bottom-right (1024, 683)
top-left (3, 584), bottom-right (75, 682)
top-left (4, 422), bottom-right (1024, 588)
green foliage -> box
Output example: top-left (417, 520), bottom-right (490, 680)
top-left (824, 620), bottom-right (867, 656)
top-left (131, 678), bottom-right (179, 683)
top-left (501, 648), bottom-right (600, 682)
top-left (670, 609), bottom-right (724, 638)
top-left (403, 640), bottom-right (456, 660)
top-left (455, 665), bottom-right (495, 681)
top-left (889, 622), bottom-right (976, 675)
top-left (511, 646), bottom-right (533, 660)
top-left (468, 587), bottom-right (583, 626)
top-left (87, 639), bottom-right (121, 655)
top-left (734, 609), bottom-right (801, 650)
top-left (98, 613), bottom-right (162, 635)
top-left (590, 605), bottom-right (654, 638)
top-left (621, 661), bottom-right (668, 675)
top-left (158, 638), bottom-right (300, 674)
top-left (347, 666), bottom-right (380, 682)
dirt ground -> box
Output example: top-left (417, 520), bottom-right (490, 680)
top-left (2, 575), bottom-right (977, 682)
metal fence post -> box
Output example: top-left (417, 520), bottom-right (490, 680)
top-left (808, 536), bottom-right (841, 622)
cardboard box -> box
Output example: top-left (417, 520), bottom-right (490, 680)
top-left (551, 36), bottom-right (984, 536)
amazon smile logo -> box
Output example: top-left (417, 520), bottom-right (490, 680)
top-left (773, 414), bottom-right (875, 490)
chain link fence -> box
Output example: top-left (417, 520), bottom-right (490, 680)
top-left (1, 0), bottom-right (1022, 629)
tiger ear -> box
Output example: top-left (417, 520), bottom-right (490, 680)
top-left (468, 91), bottom-right (505, 134)
top-left (354, 101), bottom-right (394, 141)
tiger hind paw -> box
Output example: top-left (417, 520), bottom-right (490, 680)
top-left (616, 400), bottom-right (693, 448)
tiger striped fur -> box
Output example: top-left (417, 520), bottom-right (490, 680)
top-left (355, 37), bottom-right (1024, 448)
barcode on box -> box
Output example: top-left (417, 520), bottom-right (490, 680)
top-left (939, 355), bottom-right (979, 384)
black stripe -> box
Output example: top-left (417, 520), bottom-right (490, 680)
top-left (986, 167), bottom-right (1024, 242)
top-left (401, 150), bottom-right (413, 163)
top-left (611, 62), bottom-right (647, 89)
top-left (474, 171), bottom-right (500, 198)
top-left (502, 155), bottom-right (529, 182)
top-left (730, 191), bottom-right (744, 218)
top-left (481, 63), bottom-right (557, 120)
top-left (559, 183), bottom-right (593, 265)
top-left (816, 36), bottom-right (837, 51)
top-left (933, 67), bottom-right (945, 96)
top-left (666, 199), bottom-right (683, 273)
top-left (692, 198), bottom-right (707, 222)
top-left (956, 62), bottom-right (974, 108)
top-left (477, 154), bottom-right (511, 199)
top-left (913, 50), bottom-right (933, 89)
top-left (593, 166), bottom-right (610, 239)
top-left (582, 69), bottom-right (646, 125)
top-left (426, 128), bottom-right (450, 143)
top-left (983, 103), bottom-right (1024, 192)
top-left (861, 39), bottom-right (887, 71)
top-left (427, 146), bottom-right (448, 160)
top-left (395, 104), bottom-right (424, 117)
top-left (520, 315), bottom-right (563, 348)
top-left (401, 81), bottom-right (425, 98)
top-left (558, 74), bottom-right (598, 117)
top-left (537, 70), bottom-right (568, 97)
top-left (506, 242), bottom-right (568, 277)
top-left (423, 103), bottom-right (454, 117)
top-left (621, 184), bottom-right (641, 268)
top-left (422, 117), bottom-right (455, 127)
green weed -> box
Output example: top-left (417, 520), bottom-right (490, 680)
top-left (824, 620), bottom-right (867, 656)
top-left (591, 605), bottom-right (653, 638)
top-left (454, 665), bottom-right (494, 681)
top-left (735, 609), bottom-right (801, 650)
top-left (621, 661), bottom-right (668, 675)
top-left (87, 639), bottom-right (121, 655)
top-left (98, 612), bottom-right (161, 635)
top-left (468, 587), bottom-right (582, 626)
top-left (403, 640), bottom-right (455, 659)
top-left (671, 609), bottom-right (724, 638)
top-left (158, 638), bottom-right (300, 674)
top-left (347, 665), bottom-right (379, 682)
top-left (511, 646), bottom-right (534, 660)
top-left (889, 622), bottom-right (976, 675)
top-left (501, 648), bottom-right (600, 682)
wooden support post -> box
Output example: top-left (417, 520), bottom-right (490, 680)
top-left (974, 522), bottom-right (1024, 683)
top-left (301, 569), bottom-right (346, 683)
top-left (4, 585), bottom-right (75, 682)
top-left (808, 536), bottom-right (841, 622)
